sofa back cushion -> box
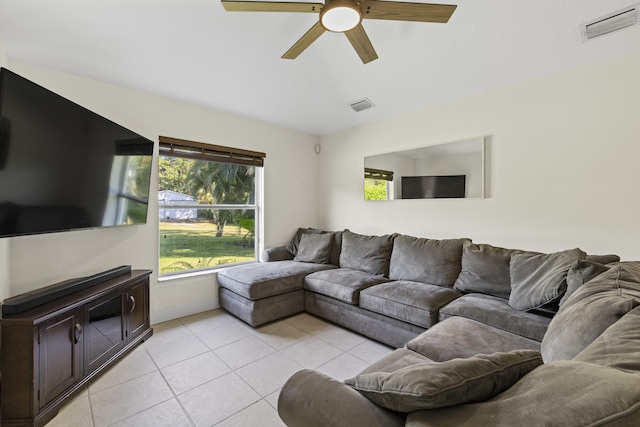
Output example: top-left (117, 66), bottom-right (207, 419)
top-left (585, 254), bottom-right (620, 264)
top-left (560, 260), bottom-right (611, 307)
top-left (339, 230), bottom-right (394, 276)
top-left (453, 242), bottom-right (520, 299)
top-left (574, 305), bottom-right (640, 373)
top-left (389, 235), bottom-right (469, 287)
top-left (540, 262), bottom-right (640, 362)
top-left (508, 248), bottom-right (586, 311)
top-left (329, 231), bottom-right (343, 266)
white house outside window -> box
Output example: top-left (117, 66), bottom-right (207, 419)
top-left (158, 136), bottom-right (265, 276)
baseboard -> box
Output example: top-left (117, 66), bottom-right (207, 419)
top-left (150, 297), bottom-right (219, 325)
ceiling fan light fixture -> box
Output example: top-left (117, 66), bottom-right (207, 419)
top-left (320, 0), bottom-right (362, 32)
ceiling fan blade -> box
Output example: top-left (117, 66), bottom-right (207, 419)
top-left (282, 22), bottom-right (326, 59)
top-left (221, 1), bottom-right (323, 13)
top-left (345, 24), bottom-right (378, 64)
top-left (360, 1), bottom-right (457, 23)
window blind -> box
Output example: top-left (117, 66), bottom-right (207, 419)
top-left (159, 136), bottom-right (266, 167)
top-left (364, 167), bottom-right (394, 181)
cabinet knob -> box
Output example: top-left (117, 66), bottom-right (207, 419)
top-left (129, 295), bottom-right (136, 313)
top-left (74, 323), bottom-right (83, 344)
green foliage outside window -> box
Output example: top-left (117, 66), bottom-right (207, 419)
top-left (159, 156), bottom-right (257, 274)
top-left (364, 178), bottom-right (388, 201)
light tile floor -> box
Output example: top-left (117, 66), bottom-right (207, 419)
top-left (45, 309), bottom-right (393, 427)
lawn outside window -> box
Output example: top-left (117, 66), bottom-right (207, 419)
top-left (158, 137), bottom-right (265, 276)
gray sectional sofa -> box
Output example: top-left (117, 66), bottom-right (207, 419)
top-left (218, 228), bottom-right (602, 347)
top-left (217, 228), bottom-right (640, 426)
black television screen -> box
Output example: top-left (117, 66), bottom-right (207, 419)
top-left (401, 175), bottom-right (466, 199)
top-left (0, 68), bottom-right (154, 238)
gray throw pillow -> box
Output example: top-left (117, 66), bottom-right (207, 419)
top-left (344, 350), bottom-right (542, 413)
top-left (339, 230), bottom-right (393, 276)
top-left (285, 227), bottom-right (324, 256)
top-left (453, 242), bottom-right (520, 299)
top-left (388, 235), bottom-right (469, 287)
top-left (560, 260), bottom-right (611, 307)
top-left (540, 263), bottom-right (640, 362)
top-left (508, 248), bottom-right (586, 311)
top-left (294, 233), bottom-right (333, 264)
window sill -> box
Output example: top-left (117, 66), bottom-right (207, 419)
top-left (157, 260), bottom-right (259, 283)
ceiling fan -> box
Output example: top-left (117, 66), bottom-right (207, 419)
top-left (221, 0), bottom-right (457, 64)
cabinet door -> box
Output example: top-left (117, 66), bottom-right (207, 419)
top-left (39, 309), bottom-right (83, 408)
top-left (127, 278), bottom-right (149, 342)
top-left (84, 290), bottom-right (126, 374)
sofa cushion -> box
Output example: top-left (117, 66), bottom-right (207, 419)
top-left (345, 350), bottom-right (542, 413)
top-left (508, 248), bottom-right (586, 311)
top-left (217, 260), bottom-right (337, 300)
top-left (285, 227), bottom-right (324, 256)
top-left (560, 260), bottom-right (611, 307)
top-left (574, 305), bottom-right (640, 373)
top-left (359, 281), bottom-right (462, 329)
top-left (406, 317), bottom-right (541, 362)
top-left (453, 242), bottom-right (520, 299)
top-left (540, 262), bottom-right (640, 362)
top-left (406, 361), bottom-right (640, 427)
top-left (358, 348), bottom-right (434, 375)
top-left (585, 253), bottom-right (620, 264)
top-left (304, 268), bottom-right (390, 305)
top-left (389, 235), bottom-right (469, 287)
top-left (261, 246), bottom-right (295, 262)
top-left (218, 287), bottom-right (304, 327)
top-left (339, 230), bottom-right (394, 276)
top-left (439, 293), bottom-right (551, 341)
top-left (294, 233), bottom-right (334, 264)
top-left (329, 231), bottom-right (343, 266)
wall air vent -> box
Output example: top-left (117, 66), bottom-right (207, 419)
top-left (350, 98), bottom-right (375, 113)
top-left (581, 3), bottom-right (639, 42)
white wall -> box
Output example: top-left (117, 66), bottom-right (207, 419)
top-left (0, 34), bottom-right (7, 67)
top-left (318, 51), bottom-right (640, 260)
top-left (3, 63), bottom-right (320, 323)
top-left (4, 50), bottom-right (640, 322)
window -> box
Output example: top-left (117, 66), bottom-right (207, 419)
top-left (364, 168), bottom-right (394, 201)
top-left (158, 136), bottom-right (265, 276)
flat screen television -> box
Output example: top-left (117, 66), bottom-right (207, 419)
top-left (401, 175), bottom-right (466, 199)
top-left (0, 68), bottom-right (154, 238)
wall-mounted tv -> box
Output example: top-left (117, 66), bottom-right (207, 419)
top-left (0, 68), bottom-right (154, 238)
top-left (401, 175), bottom-right (466, 199)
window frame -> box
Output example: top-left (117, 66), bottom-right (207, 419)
top-left (158, 136), bottom-right (265, 277)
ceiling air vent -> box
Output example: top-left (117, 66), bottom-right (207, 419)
top-left (581, 4), bottom-right (639, 42)
top-left (350, 98), bottom-right (375, 113)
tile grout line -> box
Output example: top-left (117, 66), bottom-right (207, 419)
top-left (49, 311), bottom-right (391, 427)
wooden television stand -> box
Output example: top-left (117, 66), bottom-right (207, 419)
top-left (1, 266), bottom-right (153, 427)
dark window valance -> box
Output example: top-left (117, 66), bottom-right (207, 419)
top-left (159, 136), bottom-right (266, 167)
top-left (364, 167), bottom-right (394, 181)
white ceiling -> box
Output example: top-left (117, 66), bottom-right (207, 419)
top-left (0, 0), bottom-right (639, 136)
